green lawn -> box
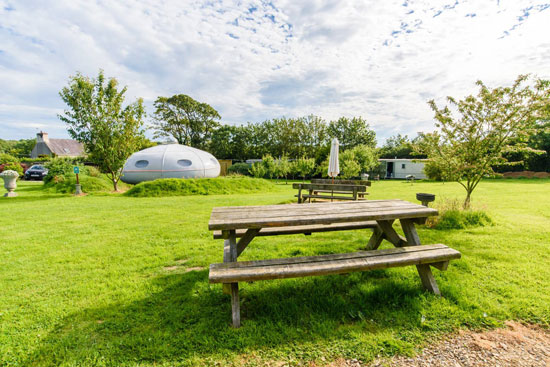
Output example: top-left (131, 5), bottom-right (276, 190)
top-left (1, 179), bottom-right (549, 366)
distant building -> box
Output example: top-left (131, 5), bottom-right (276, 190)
top-left (30, 132), bottom-right (84, 158)
top-left (378, 158), bottom-right (427, 179)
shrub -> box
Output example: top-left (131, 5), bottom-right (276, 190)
top-left (227, 162), bottom-right (251, 176)
top-left (423, 160), bottom-right (445, 181)
top-left (426, 199), bottom-right (493, 229)
top-left (2, 162), bottom-right (23, 177)
top-left (124, 176), bottom-right (275, 197)
top-left (0, 153), bottom-right (19, 165)
top-left (44, 158), bottom-right (74, 184)
top-left (85, 166), bottom-right (101, 177)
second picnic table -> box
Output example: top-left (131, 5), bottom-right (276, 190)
top-left (208, 199), bottom-right (461, 327)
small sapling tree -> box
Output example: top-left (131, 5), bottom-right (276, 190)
top-left (59, 70), bottom-right (146, 191)
top-left (418, 75), bottom-right (550, 208)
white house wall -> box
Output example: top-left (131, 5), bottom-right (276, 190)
top-left (393, 161), bottom-right (426, 179)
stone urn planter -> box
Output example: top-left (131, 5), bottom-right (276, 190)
top-left (416, 192), bottom-right (435, 207)
top-left (1, 170), bottom-right (19, 197)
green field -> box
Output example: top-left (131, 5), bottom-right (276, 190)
top-left (1, 179), bottom-right (549, 366)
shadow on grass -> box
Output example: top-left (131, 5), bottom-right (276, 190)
top-left (27, 269), bottom-right (434, 365)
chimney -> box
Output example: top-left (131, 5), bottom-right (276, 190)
top-left (37, 131), bottom-right (49, 143)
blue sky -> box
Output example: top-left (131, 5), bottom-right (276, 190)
top-left (1, 0), bottom-right (549, 144)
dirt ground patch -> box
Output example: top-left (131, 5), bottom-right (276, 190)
top-left (366, 321), bottom-right (550, 367)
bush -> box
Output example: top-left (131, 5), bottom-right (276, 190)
top-left (125, 176), bottom-right (275, 197)
top-left (426, 199), bottom-right (493, 229)
top-left (0, 153), bottom-right (19, 165)
top-left (227, 162), bottom-right (251, 176)
top-left (2, 162), bottom-right (23, 177)
top-left (423, 160), bottom-right (445, 181)
top-left (44, 158), bottom-right (74, 184)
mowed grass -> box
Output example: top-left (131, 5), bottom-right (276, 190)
top-left (0, 179), bottom-right (549, 366)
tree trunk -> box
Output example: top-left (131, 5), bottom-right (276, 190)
top-left (463, 191), bottom-right (471, 209)
top-left (112, 178), bottom-right (118, 192)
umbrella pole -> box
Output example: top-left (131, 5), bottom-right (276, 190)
top-left (331, 176), bottom-right (334, 202)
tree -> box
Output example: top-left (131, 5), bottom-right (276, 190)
top-left (58, 70), bottom-right (145, 191)
top-left (249, 161), bottom-right (266, 178)
top-left (292, 157), bottom-right (316, 182)
top-left (327, 117), bottom-right (376, 150)
top-left (274, 155), bottom-right (291, 183)
top-left (378, 134), bottom-right (425, 159)
top-left (418, 75), bottom-right (550, 208)
top-left (351, 145), bottom-right (379, 173)
top-left (262, 154), bottom-right (276, 180)
top-left (153, 94), bottom-right (220, 149)
top-left (340, 150), bottom-right (361, 178)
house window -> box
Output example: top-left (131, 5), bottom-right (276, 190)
top-left (177, 159), bottom-right (192, 167)
top-left (135, 160), bottom-right (149, 168)
top-left (402, 163), bottom-right (406, 169)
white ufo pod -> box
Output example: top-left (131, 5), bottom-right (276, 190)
top-left (121, 144), bottom-right (220, 184)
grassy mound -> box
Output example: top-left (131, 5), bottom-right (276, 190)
top-left (43, 175), bottom-right (114, 194)
top-left (124, 176), bottom-right (275, 197)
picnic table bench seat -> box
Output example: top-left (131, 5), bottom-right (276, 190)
top-left (209, 244), bottom-right (461, 283)
top-left (212, 220), bottom-right (378, 239)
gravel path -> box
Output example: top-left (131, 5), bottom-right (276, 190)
top-left (364, 321), bottom-right (550, 367)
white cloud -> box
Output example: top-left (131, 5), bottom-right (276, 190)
top-left (0, 0), bottom-right (549, 143)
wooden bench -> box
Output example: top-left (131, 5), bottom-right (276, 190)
top-left (210, 244), bottom-right (460, 283)
top-left (212, 221), bottom-right (378, 239)
top-left (293, 183), bottom-right (368, 203)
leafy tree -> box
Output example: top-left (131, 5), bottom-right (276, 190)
top-left (378, 134), bottom-right (425, 159)
top-left (327, 117), bottom-right (376, 149)
top-left (153, 94), bottom-right (220, 150)
top-left (249, 161), bottom-right (266, 178)
top-left (262, 154), bottom-right (276, 180)
top-left (351, 145), bottom-right (379, 173)
top-left (340, 150), bottom-right (361, 178)
top-left (136, 136), bottom-right (156, 151)
top-left (209, 125), bottom-right (251, 160)
top-left (58, 70), bottom-right (146, 191)
top-left (274, 155), bottom-right (291, 183)
top-left (418, 75), bottom-right (550, 208)
top-left (292, 157), bottom-right (316, 182)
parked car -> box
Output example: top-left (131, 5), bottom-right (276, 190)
top-left (24, 165), bottom-right (48, 180)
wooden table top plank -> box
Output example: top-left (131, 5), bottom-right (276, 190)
top-left (210, 200), bottom-right (421, 219)
top-left (211, 199), bottom-right (404, 213)
top-left (210, 203), bottom-right (427, 222)
top-left (209, 205), bottom-right (437, 230)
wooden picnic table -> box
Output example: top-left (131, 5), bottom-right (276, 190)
top-left (208, 199), bottom-right (461, 327)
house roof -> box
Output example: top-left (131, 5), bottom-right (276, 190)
top-left (46, 139), bottom-right (84, 156)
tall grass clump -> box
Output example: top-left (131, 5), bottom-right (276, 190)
top-left (426, 198), bottom-right (493, 230)
top-left (124, 176), bottom-right (275, 197)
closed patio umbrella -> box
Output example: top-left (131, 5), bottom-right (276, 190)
top-left (328, 138), bottom-right (339, 184)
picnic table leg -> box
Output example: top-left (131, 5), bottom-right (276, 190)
top-left (400, 219), bottom-right (440, 295)
top-left (376, 220), bottom-right (407, 247)
top-left (366, 225), bottom-right (384, 250)
top-left (225, 230), bottom-right (242, 327)
top-left (231, 283), bottom-right (240, 328)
